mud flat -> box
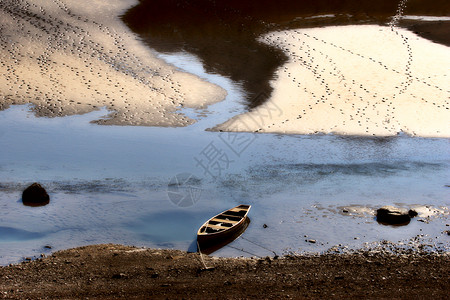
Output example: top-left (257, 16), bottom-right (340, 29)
top-left (213, 25), bottom-right (450, 137)
top-left (0, 244), bottom-right (448, 299)
top-left (0, 0), bottom-right (226, 126)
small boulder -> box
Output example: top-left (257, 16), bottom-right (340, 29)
top-left (376, 206), bottom-right (417, 225)
top-left (22, 183), bottom-right (50, 206)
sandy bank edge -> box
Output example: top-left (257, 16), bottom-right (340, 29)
top-left (212, 25), bottom-right (450, 137)
top-left (0, 0), bottom-right (226, 127)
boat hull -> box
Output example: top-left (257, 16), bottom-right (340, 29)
top-left (197, 217), bottom-right (251, 254)
top-left (197, 204), bottom-right (251, 251)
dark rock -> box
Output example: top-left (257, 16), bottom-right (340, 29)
top-left (376, 206), bottom-right (417, 225)
top-left (22, 183), bottom-right (50, 206)
top-left (263, 224), bottom-right (268, 228)
top-left (408, 209), bottom-right (418, 217)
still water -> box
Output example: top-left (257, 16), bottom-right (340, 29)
top-left (0, 49), bottom-right (448, 264)
top-left (1, 0), bottom-right (450, 263)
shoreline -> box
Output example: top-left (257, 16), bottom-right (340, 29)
top-left (1, 243), bottom-right (448, 299)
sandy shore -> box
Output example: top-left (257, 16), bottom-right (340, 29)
top-left (1, 1), bottom-right (448, 134)
top-left (213, 25), bottom-right (450, 137)
top-left (0, 244), bottom-right (448, 299)
top-left (0, 0), bottom-right (226, 126)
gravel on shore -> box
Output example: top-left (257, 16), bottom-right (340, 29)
top-left (0, 244), bottom-right (448, 299)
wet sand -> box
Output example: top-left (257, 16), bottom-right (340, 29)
top-left (0, 0), bottom-right (226, 126)
top-left (124, 0), bottom-right (450, 109)
top-left (213, 24), bottom-right (450, 137)
top-left (123, 1), bottom-right (450, 137)
top-left (1, 1), bottom-right (448, 135)
top-left (0, 244), bottom-right (448, 299)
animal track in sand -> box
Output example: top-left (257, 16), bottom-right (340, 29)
top-left (214, 21), bottom-right (449, 137)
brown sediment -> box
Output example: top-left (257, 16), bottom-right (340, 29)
top-left (0, 244), bottom-right (448, 299)
top-left (0, 0), bottom-right (226, 127)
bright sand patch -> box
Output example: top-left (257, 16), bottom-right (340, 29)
top-left (0, 0), bottom-right (226, 126)
top-left (213, 25), bottom-right (450, 137)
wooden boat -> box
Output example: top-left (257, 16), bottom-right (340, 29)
top-left (197, 204), bottom-right (251, 247)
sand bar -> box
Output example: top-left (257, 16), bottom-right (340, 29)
top-left (0, 0), bottom-right (226, 126)
top-left (213, 25), bottom-right (450, 137)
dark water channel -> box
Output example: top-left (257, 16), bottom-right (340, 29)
top-left (123, 0), bottom-right (450, 108)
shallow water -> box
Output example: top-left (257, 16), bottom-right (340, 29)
top-left (1, 4), bottom-right (450, 263)
top-left (0, 69), bottom-right (448, 264)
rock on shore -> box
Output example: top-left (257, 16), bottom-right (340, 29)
top-left (22, 182), bottom-right (49, 206)
top-left (376, 205), bottom-right (418, 225)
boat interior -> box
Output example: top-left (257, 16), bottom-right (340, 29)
top-left (199, 205), bottom-right (250, 234)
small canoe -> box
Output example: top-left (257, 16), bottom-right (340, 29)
top-left (197, 204), bottom-right (251, 246)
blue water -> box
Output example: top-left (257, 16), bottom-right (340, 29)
top-left (0, 51), bottom-right (449, 265)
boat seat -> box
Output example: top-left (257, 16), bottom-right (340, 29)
top-left (222, 211), bottom-right (247, 217)
top-left (206, 224), bottom-right (228, 230)
top-left (216, 214), bottom-right (241, 220)
top-left (211, 217), bottom-right (238, 224)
